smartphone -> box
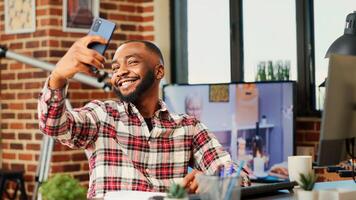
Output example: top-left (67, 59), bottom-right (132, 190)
top-left (87, 17), bottom-right (116, 73)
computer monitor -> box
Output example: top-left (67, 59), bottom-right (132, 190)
top-left (163, 82), bottom-right (295, 178)
top-left (318, 54), bottom-right (356, 166)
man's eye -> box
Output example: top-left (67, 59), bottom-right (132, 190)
top-left (128, 60), bottom-right (139, 65)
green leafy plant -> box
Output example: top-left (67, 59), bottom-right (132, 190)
top-left (40, 174), bottom-right (87, 200)
top-left (166, 183), bottom-right (187, 199)
top-left (298, 173), bottom-right (317, 191)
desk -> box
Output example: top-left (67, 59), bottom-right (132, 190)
top-left (92, 180), bottom-right (356, 200)
top-left (245, 180), bottom-right (356, 200)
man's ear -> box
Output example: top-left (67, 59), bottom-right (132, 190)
top-left (155, 64), bottom-right (165, 80)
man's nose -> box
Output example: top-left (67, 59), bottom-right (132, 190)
top-left (116, 65), bottom-right (129, 77)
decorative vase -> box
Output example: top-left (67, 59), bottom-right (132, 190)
top-left (297, 190), bottom-right (318, 200)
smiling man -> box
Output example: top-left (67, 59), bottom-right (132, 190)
top-left (38, 35), bottom-right (250, 198)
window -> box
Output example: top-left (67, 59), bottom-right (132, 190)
top-left (187, 0), bottom-right (231, 84)
top-left (243, 0), bottom-right (297, 82)
top-left (313, 0), bottom-right (354, 110)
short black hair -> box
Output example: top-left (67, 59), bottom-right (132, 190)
top-left (120, 40), bottom-right (164, 64)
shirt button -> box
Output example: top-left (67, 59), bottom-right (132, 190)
top-left (146, 168), bottom-right (150, 173)
top-left (148, 141), bottom-right (151, 145)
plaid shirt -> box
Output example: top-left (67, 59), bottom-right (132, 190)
top-left (38, 79), bottom-right (249, 198)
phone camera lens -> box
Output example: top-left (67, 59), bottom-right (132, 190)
top-left (92, 19), bottom-right (101, 32)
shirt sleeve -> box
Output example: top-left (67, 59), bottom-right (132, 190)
top-left (38, 77), bottom-right (103, 149)
top-left (192, 121), bottom-right (251, 186)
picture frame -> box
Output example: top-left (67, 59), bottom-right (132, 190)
top-left (62, 0), bottom-right (99, 33)
top-left (209, 84), bottom-right (230, 102)
top-left (4, 0), bottom-right (36, 34)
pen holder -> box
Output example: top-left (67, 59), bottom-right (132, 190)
top-left (196, 174), bottom-right (241, 200)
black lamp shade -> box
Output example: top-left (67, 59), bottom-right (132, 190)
top-left (326, 11), bottom-right (356, 57)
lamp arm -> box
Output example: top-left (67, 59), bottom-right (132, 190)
top-left (0, 45), bottom-right (112, 91)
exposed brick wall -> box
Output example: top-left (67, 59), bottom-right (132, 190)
top-left (0, 0), bottom-right (154, 199)
top-left (295, 117), bottom-right (321, 161)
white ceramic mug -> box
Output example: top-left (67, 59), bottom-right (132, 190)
top-left (288, 155), bottom-right (313, 182)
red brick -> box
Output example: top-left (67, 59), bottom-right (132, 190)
top-left (26, 123), bottom-right (38, 129)
top-left (25, 82), bottom-right (41, 89)
top-left (26, 143), bottom-right (41, 151)
top-left (72, 153), bottom-right (87, 161)
top-left (1, 93), bottom-right (15, 99)
top-left (9, 83), bottom-right (23, 89)
top-left (11, 163), bottom-right (25, 171)
top-left (33, 71), bottom-right (49, 78)
top-left (1, 73), bottom-right (15, 80)
top-left (119, 5), bottom-right (136, 12)
top-left (26, 103), bottom-right (37, 109)
top-left (18, 93), bottom-right (32, 99)
top-left (120, 24), bottom-right (137, 31)
top-left (296, 121), bottom-right (315, 130)
top-left (19, 153), bottom-right (33, 161)
top-left (101, 2), bottom-right (117, 10)
top-left (62, 164), bottom-right (81, 172)
top-left (16, 33), bottom-right (32, 39)
top-left (2, 153), bottom-right (16, 159)
top-left (8, 103), bottom-right (24, 110)
top-left (137, 6), bottom-right (154, 13)
top-left (34, 50), bottom-right (48, 57)
top-left (27, 164), bottom-right (38, 172)
top-left (25, 41), bottom-right (40, 48)
top-left (18, 113), bottom-right (32, 119)
top-left (2, 133), bottom-right (15, 139)
top-left (9, 42), bottom-right (23, 49)
top-left (304, 131), bottom-right (320, 142)
top-left (52, 154), bottom-right (71, 162)
top-left (18, 133), bottom-right (32, 140)
top-left (10, 123), bottom-right (24, 129)
top-left (74, 174), bottom-right (89, 182)
top-left (10, 143), bottom-right (23, 150)
top-left (2, 113), bottom-right (15, 119)
top-left (9, 63), bottom-right (23, 70)
top-left (18, 72), bottom-right (33, 79)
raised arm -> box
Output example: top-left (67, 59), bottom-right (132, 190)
top-left (38, 35), bottom-right (107, 149)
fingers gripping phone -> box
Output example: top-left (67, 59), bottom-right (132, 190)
top-left (87, 17), bottom-right (116, 73)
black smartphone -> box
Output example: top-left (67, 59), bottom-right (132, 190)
top-left (87, 17), bottom-right (116, 73)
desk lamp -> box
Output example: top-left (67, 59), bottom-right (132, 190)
top-left (324, 11), bottom-right (356, 182)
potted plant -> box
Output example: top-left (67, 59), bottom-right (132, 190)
top-left (39, 173), bottom-right (87, 200)
top-left (165, 183), bottom-right (188, 200)
top-left (297, 172), bottom-right (318, 200)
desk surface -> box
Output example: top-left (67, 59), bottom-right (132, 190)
top-left (245, 180), bottom-right (356, 200)
top-left (92, 180), bottom-right (356, 200)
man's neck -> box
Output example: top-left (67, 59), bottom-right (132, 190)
top-left (134, 94), bottom-right (159, 118)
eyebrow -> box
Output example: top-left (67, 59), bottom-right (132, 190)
top-left (111, 54), bottom-right (143, 65)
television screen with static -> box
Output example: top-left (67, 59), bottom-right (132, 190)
top-left (163, 82), bottom-right (295, 179)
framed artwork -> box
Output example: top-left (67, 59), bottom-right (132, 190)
top-left (4, 0), bottom-right (36, 34)
top-left (63, 0), bottom-right (99, 32)
top-left (209, 84), bottom-right (230, 102)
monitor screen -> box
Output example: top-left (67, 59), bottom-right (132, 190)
top-left (163, 82), bottom-right (295, 178)
top-left (318, 54), bottom-right (356, 165)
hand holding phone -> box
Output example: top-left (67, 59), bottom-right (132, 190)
top-left (87, 17), bottom-right (116, 73)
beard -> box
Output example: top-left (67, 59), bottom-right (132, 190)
top-left (113, 69), bottom-right (155, 103)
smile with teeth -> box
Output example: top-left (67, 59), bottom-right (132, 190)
top-left (117, 79), bottom-right (138, 88)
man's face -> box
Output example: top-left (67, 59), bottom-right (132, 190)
top-left (110, 42), bottom-right (158, 103)
top-left (186, 98), bottom-right (203, 120)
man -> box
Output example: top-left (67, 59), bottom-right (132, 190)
top-left (38, 35), bottom-right (250, 198)
top-left (185, 93), bottom-right (203, 121)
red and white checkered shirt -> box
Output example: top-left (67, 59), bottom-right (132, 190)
top-left (38, 79), bottom-right (249, 198)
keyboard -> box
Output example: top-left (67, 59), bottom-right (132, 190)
top-left (188, 181), bottom-right (297, 200)
top-left (240, 181), bottom-right (297, 198)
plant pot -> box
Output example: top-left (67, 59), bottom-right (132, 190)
top-left (164, 197), bottom-right (188, 200)
top-left (297, 190), bottom-right (318, 200)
